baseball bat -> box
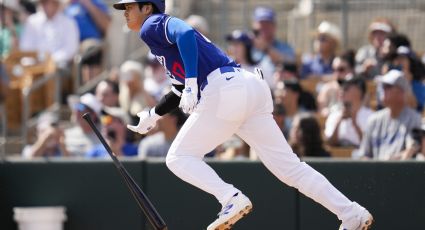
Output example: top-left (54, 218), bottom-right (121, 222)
top-left (82, 113), bottom-right (168, 230)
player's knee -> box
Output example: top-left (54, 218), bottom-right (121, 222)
top-left (280, 162), bottom-right (315, 188)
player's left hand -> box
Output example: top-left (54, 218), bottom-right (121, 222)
top-left (127, 108), bottom-right (161, 135)
top-left (179, 78), bottom-right (198, 114)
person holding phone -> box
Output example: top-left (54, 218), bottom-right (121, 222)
top-left (22, 112), bottom-right (69, 158)
top-left (86, 107), bottom-right (138, 158)
top-left (325, 77), bottom-right (373, 147)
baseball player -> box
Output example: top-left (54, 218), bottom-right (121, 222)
top-left (114, 0), bottom-right (374, 229)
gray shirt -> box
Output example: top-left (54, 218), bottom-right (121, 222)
top-left (138, 132), bottom-right (172, 158)
top-left (64, 126), bottom-right (101, 157)
top-left (358, 107), bottom-right (421, 160)
top-left (355, 45), bottom-right (383, 79)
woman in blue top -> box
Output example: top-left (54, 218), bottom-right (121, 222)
top-left (114, 1), bottom-right (373, 229)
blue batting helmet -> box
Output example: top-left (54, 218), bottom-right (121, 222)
top-left (113, 0), bottom-right (165, 13)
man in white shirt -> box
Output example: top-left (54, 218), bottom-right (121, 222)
top-left (20, 0), bottom-right (79, 68)
top-left (325, 77), bottom-right (373, 147)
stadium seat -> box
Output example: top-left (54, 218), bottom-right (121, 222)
top-left (3, 51), bottom-right (57, 131)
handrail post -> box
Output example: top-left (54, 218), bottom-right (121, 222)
top-left (0, 104), bottom-right (6, 160)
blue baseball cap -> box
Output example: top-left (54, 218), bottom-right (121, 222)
top-left (253, 6), bottom-right (275, 22)
top-left (113, 0), bottom-right (165, 13)
top-left (225, 30), bottom-right (253, 46)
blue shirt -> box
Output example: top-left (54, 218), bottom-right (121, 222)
top-left (301, 54), bottom-right (334, 79)
top-left (65, 0), bottom-right (109, 41)
top-left (140, 14), bottom-right (238, 88)
top-left (252, 40), bottom-right (296, 63)
top-left (86, 143), bottom-right (138, 158)
top-left (412, 80), bottom-right (425, 111)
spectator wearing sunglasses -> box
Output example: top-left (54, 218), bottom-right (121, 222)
top-left (301, 21), bottom-right (342, 79)
top-left (250, 6), bottom-right (295, 88)
top-left (317, 50), bottom-right (355, 117)
top-left (86, 107), bottom-right (138, 158)
top-left (356, 18), bottom-right (395, 79)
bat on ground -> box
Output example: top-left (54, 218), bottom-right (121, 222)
top-left (82, 113), bottom-right (168, 230)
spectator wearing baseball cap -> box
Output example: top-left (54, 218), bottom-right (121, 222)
top-left (355, 18), bottom-right (396, 79)
top-left (358, 70), bottom-right (422, 160)
top-left (301, 21), bottom-right (341, 79)
top-left (251, 6), bottom-right (296, 88)
top-left (86, 107), bottom-right (138, 158)
top-left (378, 33), bottom-right (425, 111)
top-left (225, 30), bottom-right (258, 74)
top-left (380, 33), bottom-right (425, 112)
top-left (64, 93), bottom-right (102, 156)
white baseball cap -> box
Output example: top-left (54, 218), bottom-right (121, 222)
top-left (1, 0), bottom-right (20, 12)
top-left (378, 70), bottom-right (410, 92)
top-left (317, 21), bottom-right (342, 42)
top-left (79, 93), bottom-right (103, 115)
top-left (369, 22), bottom-right (392, 33)
top-left (120, 60), bottom-right (144, 81)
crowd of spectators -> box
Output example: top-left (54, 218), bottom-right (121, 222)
top-left (1, 2), bottom-right (424, 161)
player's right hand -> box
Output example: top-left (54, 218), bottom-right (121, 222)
top-left (127, 108), bottom-right (161, 135)
top-left (179, 78), bottom-right (199, 114)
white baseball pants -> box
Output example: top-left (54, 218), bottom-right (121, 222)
top-left (166, 67), bottom-right (360, 223)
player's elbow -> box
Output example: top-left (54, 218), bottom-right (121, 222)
top-left (176, 29), bottom-right (195, 44)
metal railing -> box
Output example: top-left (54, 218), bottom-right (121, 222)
top-left (0, 103), bottom-right (6, 160)
top-left (168, 0), bottom-right (425, 54)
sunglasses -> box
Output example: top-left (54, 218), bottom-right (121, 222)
top-left (317, 35), bottom-right (330, 42)
top-left (334, 67), bottom-right (348, 73)
top-left (382, 84), bottom-right (395, 90)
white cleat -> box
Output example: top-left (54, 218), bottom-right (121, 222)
top-left (207, 193), bottom-right (253, 230)
top-left (339, 209), bottom-right (374, 230)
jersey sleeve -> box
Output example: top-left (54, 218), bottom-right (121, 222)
top-left (166, 17), bottom-right (198, 78)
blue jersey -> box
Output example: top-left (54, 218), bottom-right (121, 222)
top-left (140, 14), bottom-right (238, 88)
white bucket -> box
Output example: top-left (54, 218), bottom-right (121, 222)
top-left (13, 206), bottom-right (67, 230)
